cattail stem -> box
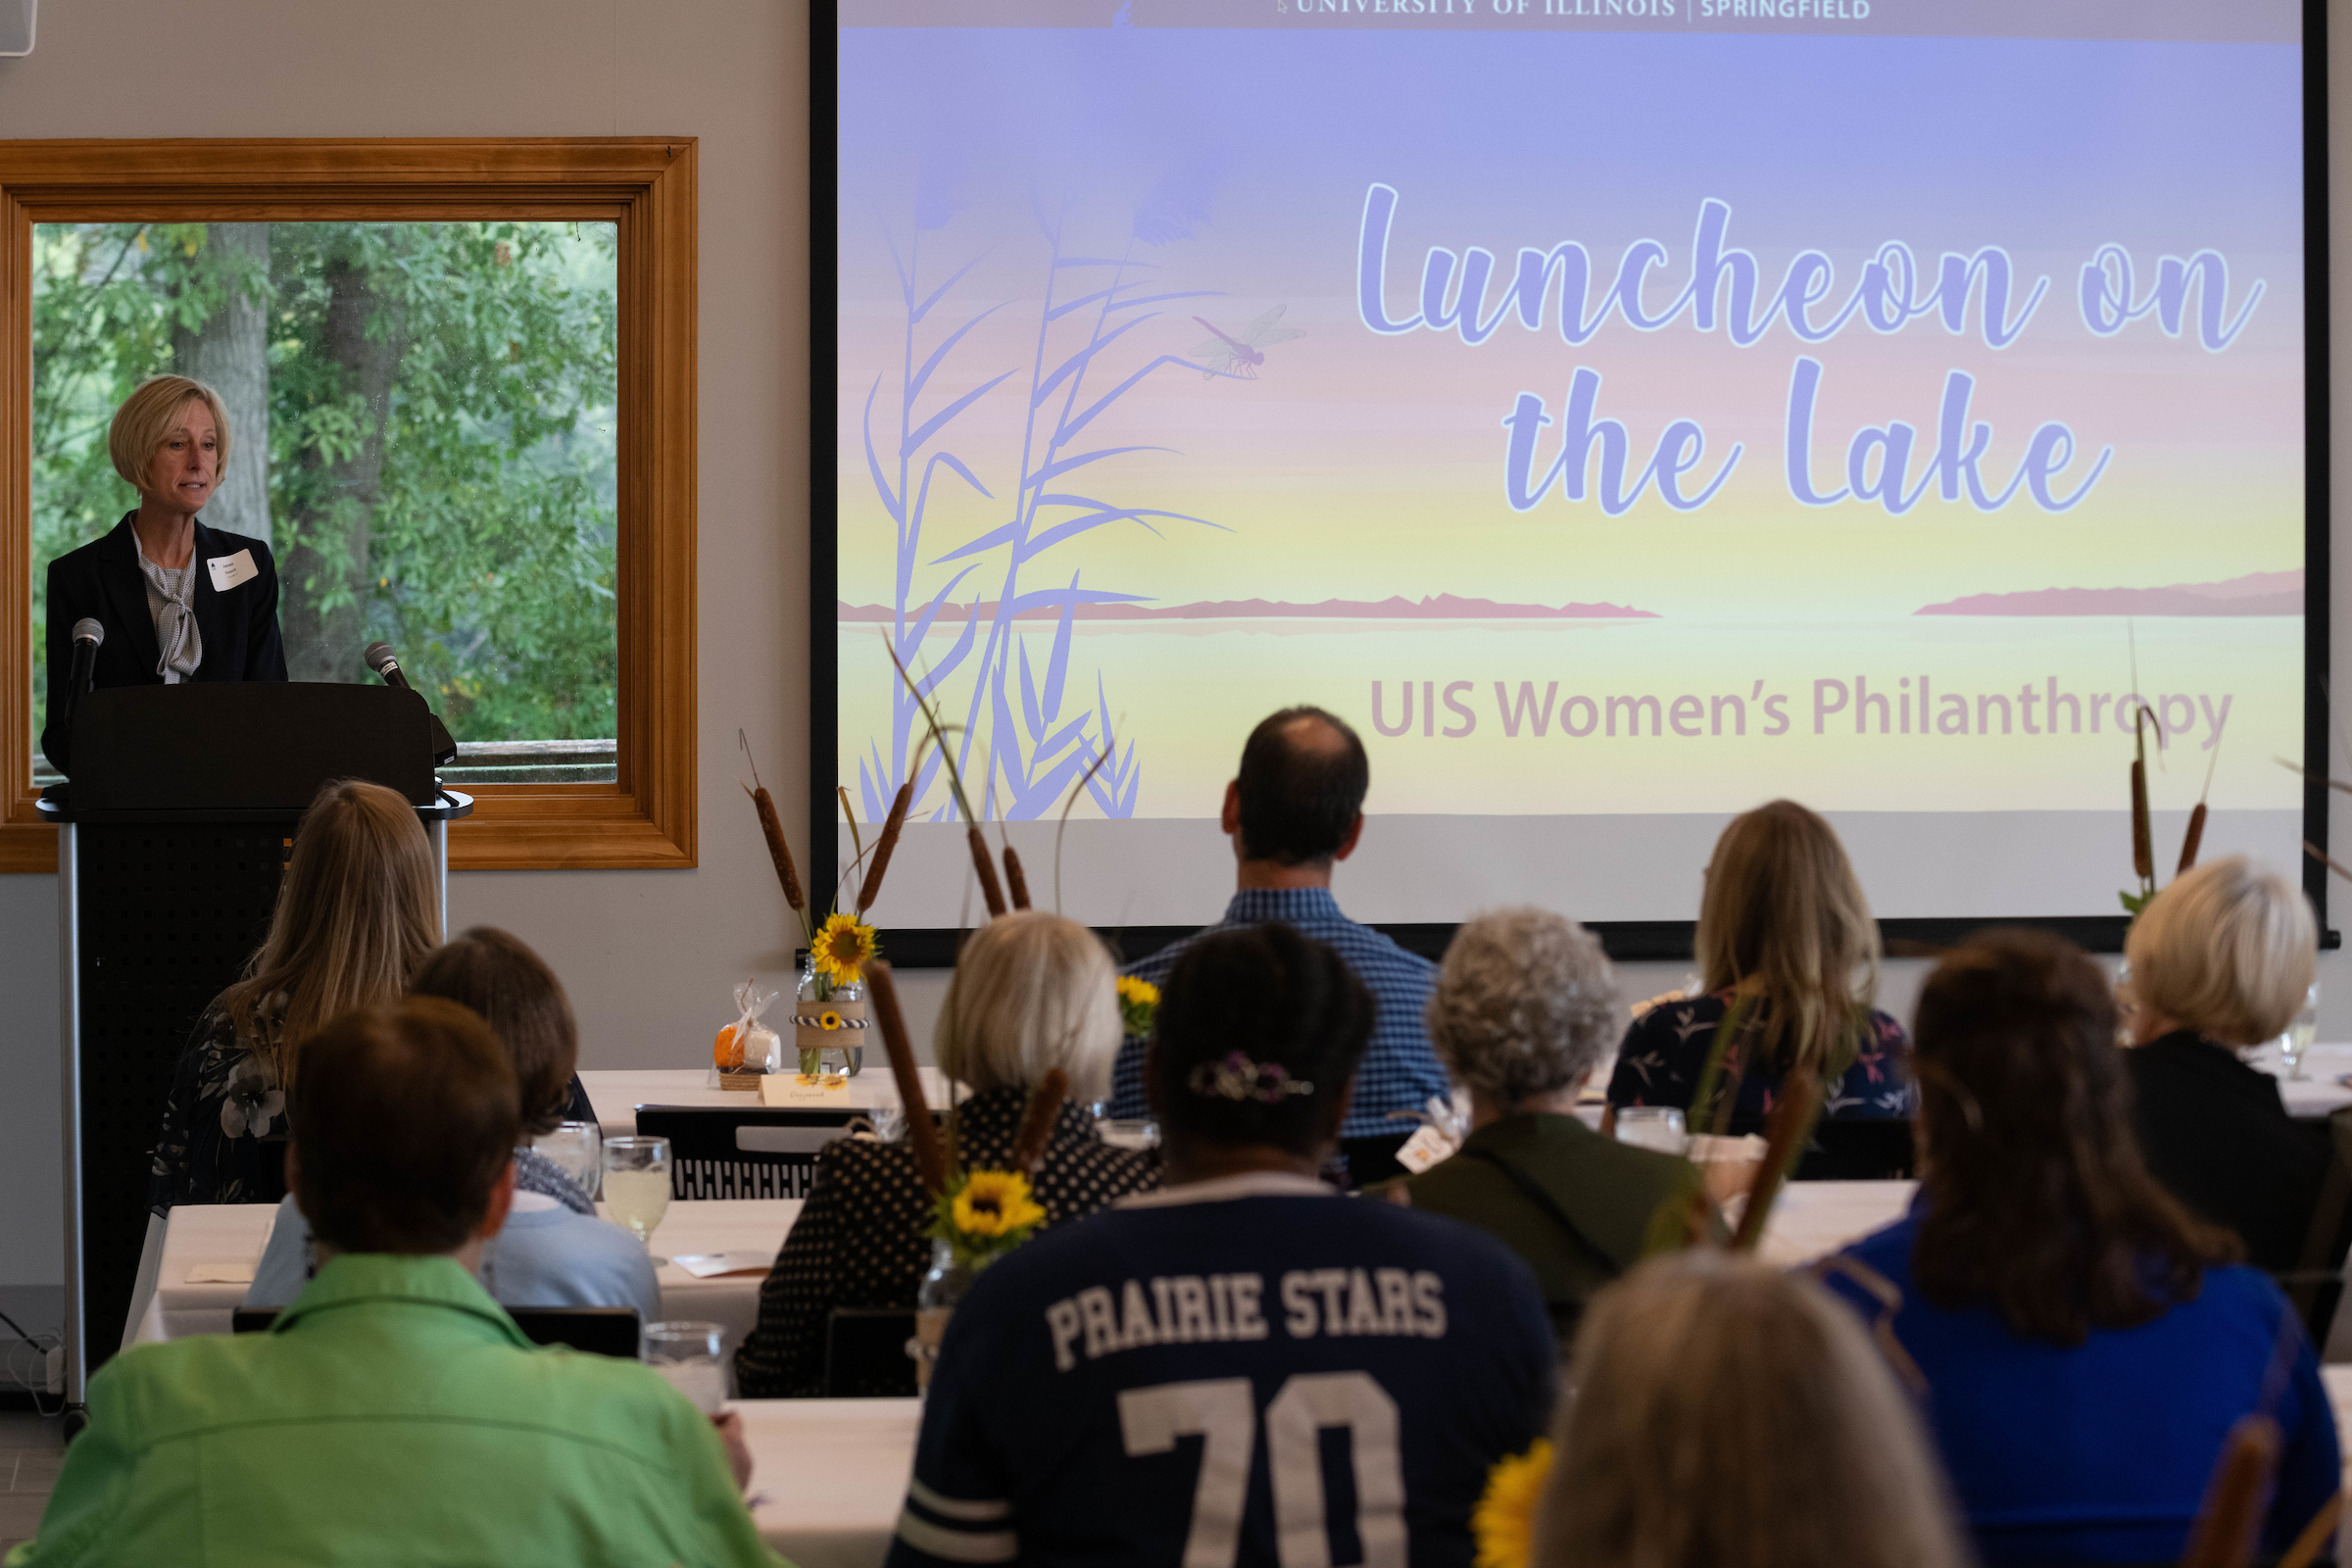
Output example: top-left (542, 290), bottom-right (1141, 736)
top-left (747, 781), bottom-right (806, 912)
top-left (1733, 1070), bottom-right (1821, 1253)
top-left (968, 825), bottom-right (1008, 916)
top-left (1003, 844), bottom-right (1032, 911)
top-left (1010, 1068), bottom-right (1069, 1174)
top-left (2180, 1415), bottom-right (2279, 1568)
top-left (868, 961), bottom-right (947, 1196)
top-left (857, 781), bottom-right (914, 916)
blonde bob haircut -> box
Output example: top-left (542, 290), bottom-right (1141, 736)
top-left (214, 779), bottom-right (442, 1086)
top-left (934, 911), bottom-right (1122, 1101)
top-left (1696, 800), bottom-right (1881, 1083)
top-left (2126, 855), bottom-right (2316, 1046)
top-left (1534, 1251), bottom-right (1969, 1568)
top-left (109, 374), bottom-right (232, 493)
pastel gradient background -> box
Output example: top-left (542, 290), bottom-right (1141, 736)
top-left (834, 22), bottom-right (2309, 921)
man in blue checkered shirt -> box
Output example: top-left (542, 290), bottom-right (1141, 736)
top-left (1106, 706), bottom-right (1449, 1185)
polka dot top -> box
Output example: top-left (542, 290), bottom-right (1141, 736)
top-left (733, 1085), bottom-right (1159, 1397)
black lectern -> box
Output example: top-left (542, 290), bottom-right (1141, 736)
top-left (37, 683), bottom-right (471, 1414)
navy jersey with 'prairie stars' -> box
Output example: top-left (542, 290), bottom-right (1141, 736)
top-left (886, 1173), bottom-right (1556, 1568)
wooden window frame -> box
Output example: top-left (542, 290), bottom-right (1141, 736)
top-left (0, 138), bottom-right (697, 872)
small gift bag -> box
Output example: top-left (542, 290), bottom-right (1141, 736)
top-left (713, 979), bottom-right (781, 1092)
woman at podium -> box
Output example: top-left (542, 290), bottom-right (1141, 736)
top-left (39, 374), bottom-right (287, 772)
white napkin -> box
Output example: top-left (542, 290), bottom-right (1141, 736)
top-left (185, 1263), bottom-right (256, 1285)
top-left (668, 1251), bottom-right (774, 1279)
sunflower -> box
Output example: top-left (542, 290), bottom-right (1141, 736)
top-left (811, 912), bottom-right (878, 985)
top-left (950, 1169), bottom-right (1047, 1240)
top-left (1116, 974), bottom-right (1160, 1037)
top-left (1471, 1440), bottom-right (1552, 1568)
top-left (818, 1010), bottom-right (844, 1031)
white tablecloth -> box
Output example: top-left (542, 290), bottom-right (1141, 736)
top-left (2243, 1042), bottom-right (2352, 1120)
top-left (140, 1199), bottom-right (799, 1349)
top-left (1750, 1179), bottom-right (1916, 1266)
top-left (579, 1068), bottom-right (952, 1138)
top-left (736, 1397), bottom-right (921, 1567)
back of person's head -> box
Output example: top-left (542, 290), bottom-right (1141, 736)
top-left (1151, 923), bottom-right (1372, 1157)
top-left (1912, 929), bottom-right (2235, 1345)
top-left (936, 911), bottom-right (1122, 1100)
top-left (1235, 706), bottom-right (1369, 866)
top-left (2125, 855), bottom-right (2316, 1046)
top-left (412, 927), bottom-right (578, 1136)
top-left (1694, 800), bottom-right (1879, 1083)
top-left (1428, 908), bottom-right (1618, 1108)
top-left (1534, 1251), bottom-right (1968, 1568)
top-left (223, 778), bottom-right (442, 1078)
top-left (290, 997), bottom-right (520, 1254)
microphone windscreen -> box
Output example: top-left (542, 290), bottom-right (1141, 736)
top-left (362, 641), bottom-right (398, 675)
top-left (72, 617), bottom-right (104, 647)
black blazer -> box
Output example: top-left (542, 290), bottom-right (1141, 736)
top-left (41, 513), bottom-right (288, 772)
top-left (2128, 1029), bottom-right (2332, 1272)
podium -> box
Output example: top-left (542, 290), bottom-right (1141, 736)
top-left (37, 683), bottom-right (471, 1413)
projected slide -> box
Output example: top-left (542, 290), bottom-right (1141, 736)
top-left (831, 0), bottom-right (2308, 931)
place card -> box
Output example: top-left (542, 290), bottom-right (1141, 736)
top-left (669, 1251), bottom-right (775, 1279)
top-left (760, 1073), bottom-right (849, 1106)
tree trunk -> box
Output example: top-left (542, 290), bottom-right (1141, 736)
top-left (281, 248), bottom-right (404, 684)
top-left (171, 223), bottom-right (271, 544)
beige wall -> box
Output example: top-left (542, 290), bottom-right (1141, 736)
top-left (0, 0), bottom-right (2344, 1291)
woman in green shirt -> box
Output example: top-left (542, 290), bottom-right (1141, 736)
top-left (1378, 907), bottom-right (1708, 1341)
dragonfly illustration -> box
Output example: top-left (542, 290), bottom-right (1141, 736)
top-left (1192, 306), bottom-right (1304, 379)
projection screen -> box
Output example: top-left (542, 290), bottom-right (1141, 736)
top-left (817, 0), bottom-right (2328, 953)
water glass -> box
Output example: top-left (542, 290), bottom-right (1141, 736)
top-left (2281, 981), bottom-right (2323, 1081)
top-left (1615, 1105), bottom-right (1689, 1155)
top-left (643, 1320), bottom-right (729, 1415)
top-left (533, 1120), bottom-right (603, 1200)
top-left (1096, 1117), bottom-right (1161, 1152)
top-left (602, 1136), bottom-right (673, 1258)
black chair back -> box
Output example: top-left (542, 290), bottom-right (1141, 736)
top-left (1721, 1115), bottom-right (1915, 1181)
top-left (2273, 1105), bottom-right (2352, 1351)
top-left (825, 1307), bottom-right (917, 1397)
top-left (632, 1106), bottom-right (866, 1200)
top-left (234, 1304), bottom-right (642, 1358)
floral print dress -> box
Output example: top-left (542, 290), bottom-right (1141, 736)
top-left (1604, 990), bottom-right (1914, 1123)
top-left (147, 999), bottom-right (292, 1217)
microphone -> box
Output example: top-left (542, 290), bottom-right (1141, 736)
top-left (362, 641), bottom-right (410, 691)
top-left (67, 618), bottom-right (104, 700)
top-left (364, 642), bottom-right (459, 767)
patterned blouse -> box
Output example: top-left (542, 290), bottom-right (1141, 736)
top-left (734, 1086), bottom-right (1158, 1398)
top-left (148, 998), bottom-right (292, 1218)
top-left (1605, 990), bottom-right (1914, 1123)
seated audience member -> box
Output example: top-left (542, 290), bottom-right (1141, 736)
top-left (1376, 908), bottom-right (1708, 1339)
top-left (887, 923), bottom-right (1555, 1568)
top-left (1106, 706), bottom-right (1450, 1186)
top-left (1607, 799), bottom-right (1909, 1127)
top-left (244, 927), bottom-right (657, 1322)
top-left (1534, 1251), bottom-right (1969, 1568)
top-left (2123, 856), bottom-right (2328, 1272)
top-left (1822, 931), bottom-right (2338, 1565)
top-left (13, 999), bottom-right (779, 1568)
top-left (736, 911), bottom-right (1157, 1397)
top-left (148, 778), bottom-right (440, 1217)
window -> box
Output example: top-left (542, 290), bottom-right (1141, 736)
top-left (0, 140), bottom-right (697, 871)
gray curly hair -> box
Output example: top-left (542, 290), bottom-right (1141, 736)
top-left (1426, 907), bottom-right (1620, 1106)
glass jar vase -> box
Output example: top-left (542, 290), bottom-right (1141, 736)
top-left (794, 951), bottom-right (868, 1078)
top-left (911, 1238), bottom-right (970, 1393)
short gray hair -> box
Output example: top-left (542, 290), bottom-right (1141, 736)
top-left (1426, 908), bottom-right (1619, 1106)
top-left (934, 911), bottom-right (1122, 1101)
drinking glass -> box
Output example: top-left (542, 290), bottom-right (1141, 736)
top-left (602, 1136), bottom-right (673, 1260)
top-left (1095, 1118), bottom-right (1160, 1152)
top-left (2281, 981), bottom-right (2323, 1081)
top-left (533, 1120), bottom-right (603, 1200)
top-left (643, 1320), bottom-right (729, 1415)
top-left (1615, 1105), bottom-right (1689, 1155)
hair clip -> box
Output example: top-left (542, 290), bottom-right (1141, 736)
top-left (1188, 1052), bottom-right (1314, 1105)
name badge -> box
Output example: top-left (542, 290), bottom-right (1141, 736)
top-left (207, 549), bottom-right (259, 593)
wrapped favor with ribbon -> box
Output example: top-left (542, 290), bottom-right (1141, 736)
top-left (714, 979), bottom-right (781, 1090)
